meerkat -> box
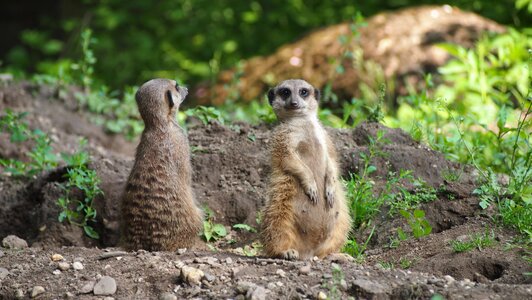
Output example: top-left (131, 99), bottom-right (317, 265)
top-left (260, 79), bottom-right (352, 260)
top-left (121, 78), bottom-right (203, 251)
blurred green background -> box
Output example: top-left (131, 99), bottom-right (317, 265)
top-left (1, 0), bottom-right (530, 89)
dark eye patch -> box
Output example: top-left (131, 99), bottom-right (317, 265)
top-left (299, 88), bottom-right (309, 97)
top-left (278, 88), bottom-right (291, 99)
top-left (166, 90), bottom-right (175, 108)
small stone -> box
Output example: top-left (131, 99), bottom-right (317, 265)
top-left (236, 281), bottom-right (257, 294)
top-left (65, 292), bottom-right (74, 298)
top-left (177, 248), bottom-right (187, 255)
top-left (299, 265), bottom-right (311, 275)
top-left (73, 261), bottom-right (84, 270)
top-left (275, 269), bottom-right (286, 277)
top-left (317, 291), bottom-right (327, 300)
top-left (2, 235), bottom-right (28, 250)
top-left (159, 292), bottom-right (177, 300)
top-left (52, 269), bottom-right (62, 275)
top-left (103, 297), bottom-right (115, 300)
top-left (247, 286), bottom-right (267, 300)
top-left (180, 266), bottom-right (204, 285)
top-left (93, 276), bottom-right (117, 295)
top-left (58, 262), bottom-right (70, 271)
top-left (267, 282), bottom-right (276, 289)
top-left (444, 275), bottom-right (455, 285)
top-left (0, 267), bottom-right (9, 280)
top-left (80, 281), bottom-right (95, 294)
top-left (0, 250), bottom-right (4, 257)
top-left (340, 279), bottom-right (348, 291)
top-left (15, 289), bottom-right (24, 299)
top-left (204, 272), bottom-right (215, 282)
top-left (226, 257), bottom-right (233, 264)
top-left (51, 254), bottom-right (64, 261)
top-left (31, 286), bottom-right (45, 298)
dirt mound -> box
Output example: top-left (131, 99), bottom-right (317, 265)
top-left (0, 81), bottom-right (530, 298)
top-left (194, 5), bottom-right (505, 105)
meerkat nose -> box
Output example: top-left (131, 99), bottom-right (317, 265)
top-left (289, 100), bottom-right (299, 108)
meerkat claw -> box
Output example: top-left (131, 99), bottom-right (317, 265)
top-left (281, 249), bottom-right (300, 260)
top-left (306, 186), bottom-right (319, 205)
top-left (325, 186), bottom-right (335, 208)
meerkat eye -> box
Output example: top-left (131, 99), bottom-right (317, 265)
top-left (279, 88), bottom-right (291, 99)
top-left (299, 88), bottom-right (309, 97)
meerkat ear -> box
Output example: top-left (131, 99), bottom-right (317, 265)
top-left (267, 88), bottom-right (275, 106)
top-left (314, 88), bottom-right (321, 102)
top-left (166, 90), bottom-right (175, 108)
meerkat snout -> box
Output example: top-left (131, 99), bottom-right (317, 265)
top-left (267, 79), bottom-right (320, 119)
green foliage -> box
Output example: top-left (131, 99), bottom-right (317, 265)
top-left (389, 181), bottom-right (438, 216)
top-left (399, 209), bottom-right (433, 239)
top-left (233, 223), bottom-right (257, 233)
top-left (71, 29), bottom-right (96, 91)
top-left (201, 207), bottom-right (228, 242)
top-left (342, 226), bottom-right (375, 262)
top-left (57, 140), bottom-right (103, 239)
top-left (0, 110), bottom-right (58, 176)
top-left (450, 230), bottom-right (496, 252)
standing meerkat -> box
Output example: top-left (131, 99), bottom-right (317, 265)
top-left (121, 78), bottom-right (202, 251)
top-left (260, 79), bottom-right (352, 260)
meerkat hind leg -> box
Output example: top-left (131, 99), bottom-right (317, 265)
top-left (281, 249), bottom-right (300, 260)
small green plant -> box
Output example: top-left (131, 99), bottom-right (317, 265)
top-left (0, 110), bottom-right (58, 176)
top-left (450, 230), bottom-right (496, 253)
top-left (201, 207), bottom-right (228, 242)
top-left (342, 225), bottom-right (375, 262)
top-left (71, 28), bottom-right (96, 91)
top-left (321, 263), bottom-right (349, 300)
top-left (57, 139), bottom-right (103, 239)
top-left (233, 223), bottom-right (257, 233)
top-left (185, 106), bottom-right (227, 125)
top-left (399, 209), bottom-right (432, 239)
top-left (378, 261), bottom-right (395, 269)
top-left (399, 257), bottom-right (413, 269)
top-left (241, 241), bottom-right (262, 257)
top-left (389, 181), bottom-right (438, 216)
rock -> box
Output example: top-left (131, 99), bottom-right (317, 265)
top-left (73, 261), bottom-right (84, 270)
top-left (340, 279), bottom-right (348, 291)
top-left (275, 269), bottom-right (286, 277)
top-left (103, 297), bottom-right (115, 300)
top-left (444, 275), bottom-right (455, 285)
top-left (352, 279), bottom-right (390, 298)
top-left (31, 286), bottom-right (45, 298)
top-left (299, 265), bottom-right (311, 275)
top-left (0, 250), bottom-right (4, 257)
top-left (246, 286), bottom-right (267, 300)
top-left (58, 262), bottom-right (70, 271)
top-left (236, 281), bottom-right (257, 294)
top-left (93, 276), bottom-right (117, 295)
top-left (51, 254), bottom-right (64, 261)
top-left (180, 266), bottom-right (204, 285)
top-left (317, 291), bottom-right (327, 300)
top-left (225, 257), bottom-right (233, 264)
top-left (2, 235), bottom-right (28, 249)
top-left (0, 267), bottom-right (9, 280)
top-left (15, 289), bottom-right (24, 299)
top-left (65, 291), bottom-right (74, 298)
top-left (80, 281), bottom-right (95, 294)
top-left (159, 292), bottom-right (178, 300)
top-left (204, 272), bottom-right (216, 282)
top-left (177, 248), bottom-right (187, 255)
top-left (52, 269), bottom-right (62, 275)
top-left (327, 253), bottom-right (355, 263)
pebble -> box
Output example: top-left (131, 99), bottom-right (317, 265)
top-left (299, 265), bottom-right (311, 275)
top-left (58, 262), bottom-right (70, 271)
top-left (317, 291), bottom-right (327, 299)
top-left (73, 261), bottom-right (84, 270)
top-left (0, 250), bottom-right (4, 257)
top-left (2, 235), bottom-right (28, 249)
top-left (93, 276), bottom-right (117, 295)
top-left (267, 282), bottom-right (276, 289)
top-left (247, 286), bottom-right (267, 300)
top-left (31, 286), bottom-right (45, 298)
top-left (80, 281), bottom-right (95, 294)
top-left (444, 275), bottom-right (455, 285)
top-left (236, 281), bottom-right (257, 294)
top-left (52, 269), bottom-right (62, 275)
top-left (51, 254), bottom-right (64, 261)
top-left (339, 279), bottom-right (348, 291)
top-left (204, 272), bottom-right (216, 282)
top-left (225, 257), bottom-right (233, 264)
top-left (103, 297), bottom-right (115, 300)
top-left (180, 266), bottom-right (204, 285)
top-left (15, 289), bottom-right (24, 298)
top-left (177, 248), bottom-right (187, 255)
top-left (65, 292), bottom-right (74, 298)
top-left (0, 267), bottom-right (9, 280)
top-left (159, 292), bottom-right (178, 300)
top-left (275, 269), bottom-right (286, 277)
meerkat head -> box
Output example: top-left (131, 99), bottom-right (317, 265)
top-left (267, 79), bottom-right (320, 120)
top-left (135, 78), bottom-right (188, 128)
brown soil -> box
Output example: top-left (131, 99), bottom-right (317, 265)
top-left (193, 5), bottom-right (505, 106)
top-left (0, 80), bottom-right (531, 299)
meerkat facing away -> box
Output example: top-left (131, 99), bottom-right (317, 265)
top-left (121, 78), bottom-right (203, 251)
top-left (260, 79), bottom-right (352, 260)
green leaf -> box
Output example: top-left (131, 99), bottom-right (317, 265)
top-left (367, 165), bottom-right (377, 174)
top-left (233, 223), bottom-right (257, 233)
top-left (213, 224), bottom-right (227, 238)
top-left (413, 209), bottom-right (425, 218)
top-left (83, 226), bottom-right (99, 239)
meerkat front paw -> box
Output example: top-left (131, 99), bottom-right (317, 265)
top-left (281, 249), bottom-right (300, 260)
top-left (325, 183), bottom-right (335, 208)
top-left (304, 182), bottom-right (319, 205)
